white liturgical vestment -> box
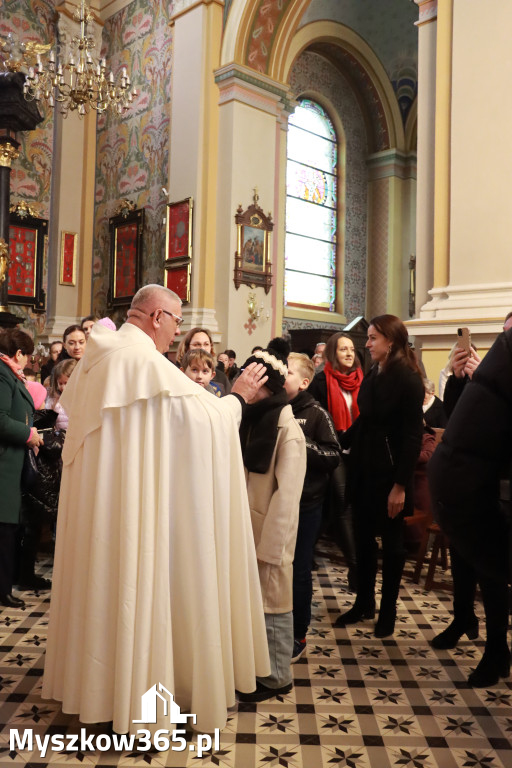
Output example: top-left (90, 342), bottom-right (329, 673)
top-left (42, 323), bottom-right (270, 733)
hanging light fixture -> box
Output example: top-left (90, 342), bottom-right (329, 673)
top-left (22, 0), bottom-right (137, 118)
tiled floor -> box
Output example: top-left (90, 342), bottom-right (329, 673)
top-left (1, 546), bottom-right (511, 767)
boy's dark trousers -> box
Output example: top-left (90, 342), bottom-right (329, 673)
top-left (293, 501), bottom-right (323, 640)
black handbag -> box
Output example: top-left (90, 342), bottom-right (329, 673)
top-left (21, 447), bottom-right (39, 491)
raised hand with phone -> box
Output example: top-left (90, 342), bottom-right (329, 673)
top-left (452, 327), bottom-right (481, 380)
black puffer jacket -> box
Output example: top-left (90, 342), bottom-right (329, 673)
top-left (429, 330), bottom-right (512, 580)
top-left (289, 390), bottom-right (340, 507)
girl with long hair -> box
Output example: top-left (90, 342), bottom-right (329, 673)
top-left (308, 333), bottom-right (363, 589)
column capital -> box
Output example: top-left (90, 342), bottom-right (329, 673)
top-left (214, 62), bottom-right (296, 121)
top-left (367, 149), bottom-right (417, 181)
top-left (415, 0), bottom-right (437, 27)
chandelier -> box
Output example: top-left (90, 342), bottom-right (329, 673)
top-left (22, 0), bottom-right (137, 117)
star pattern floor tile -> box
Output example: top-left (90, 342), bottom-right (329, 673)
top-left (0, 547), bottom-right (511, 768)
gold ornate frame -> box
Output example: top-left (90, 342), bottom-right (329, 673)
top-left (233, 194), bottom-right (273, 294)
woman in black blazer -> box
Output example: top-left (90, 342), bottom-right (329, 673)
top-left (335, 315), bottom-right (424, 637)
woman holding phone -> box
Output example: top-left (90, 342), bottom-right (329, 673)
top-left (334, 315), bottom-right (424, 637)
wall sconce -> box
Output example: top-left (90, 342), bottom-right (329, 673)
top-left (408, 254), bottom-right (416, 318)
top-left (247, 290), bottom-right (269, 322)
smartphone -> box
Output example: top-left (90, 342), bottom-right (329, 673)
top-left (457, 327), bottom-right (471, 354)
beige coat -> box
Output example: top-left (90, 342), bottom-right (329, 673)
top-left (245, 404), bottom-right (306, 613)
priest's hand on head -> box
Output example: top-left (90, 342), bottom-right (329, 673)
top-left (231, 362), bottom-right (268, 403)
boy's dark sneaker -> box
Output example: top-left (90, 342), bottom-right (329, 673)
top-left (291, 638), bottom-right (306, 663)
top-left (237, 681), bottom-right (293, 702)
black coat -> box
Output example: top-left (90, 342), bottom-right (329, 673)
top-left (342, 361), bottom-right (424, 516)
top-left (428, 330), bottom-right (512, 580)
top-left (307, 370), bottom-right (328, 411)
top-left (0, 362), bottom-right (34, 523)
top-left (289, 390), bottom-right (340, 507)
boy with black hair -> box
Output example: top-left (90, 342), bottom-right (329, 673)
top-left (285, 352), bottom-right (341, 662)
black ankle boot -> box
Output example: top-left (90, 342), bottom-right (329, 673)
top-left (468, 645), bottom-right (510, 687)
top-left (374, 609), bottom-right (396, 638)
top-left (334, 602), bottom-right (375, 628)
top-left (347, 567), bottom-right (357, 592)
top-left (430, 617), bottom-right (479, 650)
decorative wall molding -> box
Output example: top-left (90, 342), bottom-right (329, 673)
top-left (171, 0), bottom-right (224, 23)
top-left (414, 0), bottom-right (438, 27)
top-left (215, 63), bottom-right (295, 119)
top-left (367, 149), bottom-right (417, 181)
top-left (417, 282), bottom-right (512, 323)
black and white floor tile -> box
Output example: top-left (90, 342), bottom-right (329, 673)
top-left (0, 547), bottom-right (511, 768)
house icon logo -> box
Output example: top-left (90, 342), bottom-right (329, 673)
top-left (133, 683), bottom-right (197, 726)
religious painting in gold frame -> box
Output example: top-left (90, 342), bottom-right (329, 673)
top-left (166, 197), bottom-right (193, 261)
top-left (7, 209), bottom-right (47, 311)
top-left (108, 204), bottom-right (144, 308)
top-left (164, 261), bottom-right (191, 304)
top-left (60, 231), bottom-right (78, 285)
top-left (233, 195), bottom-right (273, 294)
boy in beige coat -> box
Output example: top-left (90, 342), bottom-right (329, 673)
top-left (238, 339), bottom-right (307, 702)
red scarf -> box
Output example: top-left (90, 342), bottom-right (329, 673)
top-left (324, 361), bottom-right (363, 431)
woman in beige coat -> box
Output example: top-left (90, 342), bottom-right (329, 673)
top-left (238, 339), bottom-right (306, 703)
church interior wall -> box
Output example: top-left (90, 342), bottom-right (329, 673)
top-left (449, 0), bottom-right (512, 287)
top-left (92, 0), bottom-right (173, 320)
top-left (1, 0), bottom-right (56, 338)
top-left (214, 96), bottom-right (279, 358)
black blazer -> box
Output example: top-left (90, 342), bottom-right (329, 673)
top-left (342, 361), bottom-right (424, 512)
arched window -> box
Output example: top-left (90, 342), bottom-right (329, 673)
top-left (284, 99), bottom-right (337, 312)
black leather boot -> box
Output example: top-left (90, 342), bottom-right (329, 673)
top-left (431, 617), bottom-right (479, 649)
top-left (468, 643), bottom-right (510, 687)
top-left (334, 601), bottom-right (375, 628)
top-left (374, 554), bottom-right (405, 639)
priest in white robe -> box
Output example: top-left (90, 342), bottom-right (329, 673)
top-left (42, 285), bottom-right (270, 734)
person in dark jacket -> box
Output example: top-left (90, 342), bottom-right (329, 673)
top-left (285, 353), bottom-right (341, 662)
top-left (422, 379), bottom-right (447, 428)
top-left (40, 341), bottom-right (63, 385)
top-left (428, 329), bottom-right (512, 687)
top-left (335, 315), bottom-right (424, 638)
top-left (0, 328), bottom-right (44, 608)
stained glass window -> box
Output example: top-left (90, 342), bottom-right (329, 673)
top-left (285, 99), bottom-right (337, 311)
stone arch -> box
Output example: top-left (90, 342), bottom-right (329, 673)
top-left (222, 6), bottom-right (404, 154)
top-left (276, 20), bottom-right (405, 153)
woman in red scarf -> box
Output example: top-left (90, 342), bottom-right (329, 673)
top-left (308, 333), bottom-right (363, 589)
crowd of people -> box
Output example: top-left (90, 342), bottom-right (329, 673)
top-left (0, 290), bottom-right (510, 732)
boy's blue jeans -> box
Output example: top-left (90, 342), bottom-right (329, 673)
top-left (257, 611), bottom-right (293, 688)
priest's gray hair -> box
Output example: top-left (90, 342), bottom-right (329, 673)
top-left (131, 284), bottom-right (181, 309)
